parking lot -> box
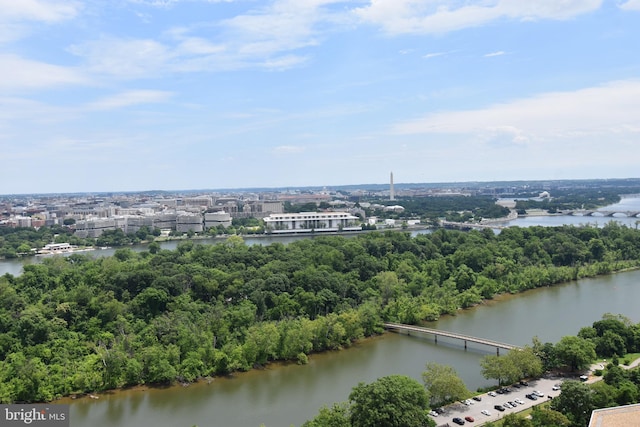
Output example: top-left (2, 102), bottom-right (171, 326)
top-left (430, 377), bottom-right (564, 426)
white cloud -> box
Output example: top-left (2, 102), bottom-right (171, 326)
top-left (423, 52), bottom-right (445, 59)
top-left (0, 0), bottom-right (81, 43)
top-left (484, 50), bottom-right (505, 57)
top-left (88, 90), bottom-right (173, 110)
top-left (127, 0), bottom-right (236, 6)
top-left (70, 0), bottom-right (349, 76)
top-left (354, 0), bottom-right (603, 35)
top-left (618, 0), bottom-right (640, 10)
top-left (0, 54), bottom-right (88, 90)
top-left (0, 0), bottom-right (80, 23)
top-left (394, 79), bottom-right (640, 144)
top-left (69, 37), bottom-right (173, 78)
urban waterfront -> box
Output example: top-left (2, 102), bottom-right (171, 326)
top-left (3, 197), bottom-right (640, 277)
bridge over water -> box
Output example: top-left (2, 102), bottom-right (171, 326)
top-left (384, 322), bottom-right (522, 355)
top-left (566, 210), bottom-right (640, 217)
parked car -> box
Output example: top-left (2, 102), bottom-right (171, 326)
top-left (465, 416), bottom-right (475, 422)
top-left (488, 391), bottom-right (497, 397)
top-left (519, 380), bottom-right (529, 386)
top-left (494, 404), bottom-right (506, 412)
top-left (508, 401), bottom-right (517, 407)
top-left (472, 396), bottom-right (482, 402)
top-left (481, 410), bottom-right (492, 416)
top-left (452, 417), bottom-right (465, 425)
top-left (526, 393), bottom-right (538, 400)
top-left (504, 402), bottom-right (512, 408)
top-left (552, 384), bottom-right (561, 391)
top-left (514, 399), bottom-right (525, 405)
top-left (533, 390), bottom-right (545, 397)
top-left (428, 410), bottom-right (438, 417)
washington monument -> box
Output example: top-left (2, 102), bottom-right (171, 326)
top-left (390, 172), bottom-right (395, 201)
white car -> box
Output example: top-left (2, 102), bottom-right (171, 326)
top-left (429, 410), bottom-right (438, 417)
top-left (481, 410), bottom-right (491, 416)
top-left (488, 391), bottom-right (497, 397)
top-left (533, 390), bottom-right (544, 397)
top-left (552, 384), bottom-right (561, 391)
top-left (514, 399), bottom-right (525, 405)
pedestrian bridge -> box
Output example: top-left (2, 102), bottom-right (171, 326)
top-left (384, 322), bottom-right (522, 355)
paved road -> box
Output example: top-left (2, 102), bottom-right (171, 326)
top-left (429, 377), bottom-right (563, 426)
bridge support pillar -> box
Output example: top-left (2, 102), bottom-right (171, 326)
top-left (497, 348), bottom-right (500, 356)
top-left (464, 340), bottom-right (467, 350)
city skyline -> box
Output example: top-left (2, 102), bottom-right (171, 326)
top-left (2, 1), bottom-right (640, 194)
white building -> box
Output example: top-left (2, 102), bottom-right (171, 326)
top-left (263, 212), bottom-right (361, 234)
top-left (74, 218), bottom-right (120, 238)
top-left (176, 212), bottom-right (204, 233)
top-left (205, 211), bottom-right (232, 229)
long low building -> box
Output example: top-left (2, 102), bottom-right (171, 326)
top-left (263, 212), bottom-right (361, 234)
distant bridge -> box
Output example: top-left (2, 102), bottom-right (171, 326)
top-left (384, 322), bottom-right (522, 355)
top-left (565, 210), bottom-right (640, 218)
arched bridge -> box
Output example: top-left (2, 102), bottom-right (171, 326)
top-left (384, 322), bottom-right (522, 355)
top-left (566, 210), bottom-right (640, 217)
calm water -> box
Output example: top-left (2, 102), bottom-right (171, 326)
top-left (59, 269), bottom-right (640, 427)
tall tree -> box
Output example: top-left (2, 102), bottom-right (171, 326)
top-left (480, 354), bottom-right (520, 386)
top-left (555, 336), bottom-right (596, 371)
top-left (530, 406), bottom-right (571, 427)
top-left (421, 362), bottom-right (470, 407)
top-left (301, 403), bottom-right (350, 427)
top-left (349, 375), bottom-right (433, 427)
top-left (550, 380), bottom-right (594, 427)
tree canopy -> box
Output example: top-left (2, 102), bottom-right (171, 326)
top-left (349, 375), bottom-right (432, 427)
top-left (421, 362), bottom-right (470, 406)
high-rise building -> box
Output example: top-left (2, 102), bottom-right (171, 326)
top-left (390, 172), bottom-right (395, 201)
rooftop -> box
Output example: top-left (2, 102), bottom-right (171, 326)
top-left (588, 403), bottom-right (640, 427)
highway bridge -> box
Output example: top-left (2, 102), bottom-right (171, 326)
top-left (384, 322), bottom-right (522, 355)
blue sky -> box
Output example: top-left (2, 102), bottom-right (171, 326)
top-left (2, 0), bottom-right (640, 194)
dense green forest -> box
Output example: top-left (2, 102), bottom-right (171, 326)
top-left (2, 223), bottom-right (640, 403)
